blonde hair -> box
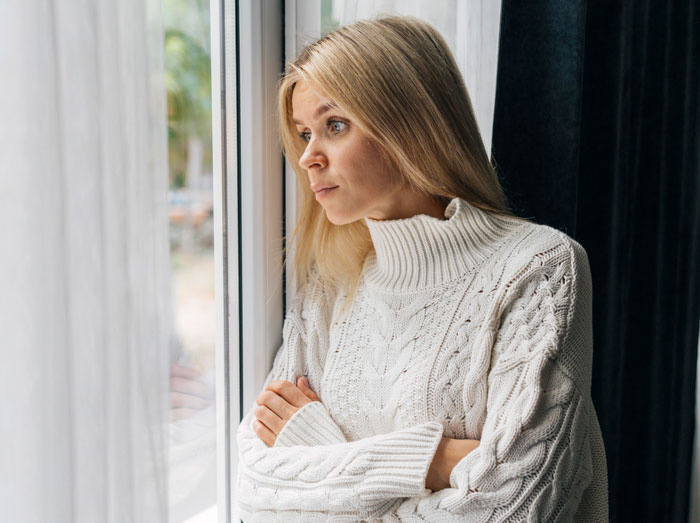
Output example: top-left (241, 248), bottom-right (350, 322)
top-left (278, 15), bottom-right (527, 318)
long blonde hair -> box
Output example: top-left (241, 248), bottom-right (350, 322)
top-left (278, 15), bottom-right (525, 314)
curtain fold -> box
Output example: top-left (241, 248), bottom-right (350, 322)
top-left (492, 1), bottom-right (700, 521)
top-left (0, 0), bottom-right (171, 521)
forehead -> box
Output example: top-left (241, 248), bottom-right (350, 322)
top-left (291, 80), bottom-right (339, 124)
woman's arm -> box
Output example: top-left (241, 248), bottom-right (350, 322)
top-left (236, 393), bottom-right (443, 521)
top-left (235, 311), bottom-right (446, 522)
top-left (261, 375), bottom-right (480, 492)
top-left (371, 238), bottom-right (601, 522)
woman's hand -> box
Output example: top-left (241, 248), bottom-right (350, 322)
top-left (425, 437), bottom-right (481, 492)
top-left (253, 376), bottom-right (319, 446)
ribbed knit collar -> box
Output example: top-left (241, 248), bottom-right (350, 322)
top-left (363, 197), bottom-right (521, 292)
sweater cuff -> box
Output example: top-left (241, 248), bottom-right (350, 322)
top-left (357, 421), bottom-right (444, 505)
top-left (273, 400), bottom-right (348, 447)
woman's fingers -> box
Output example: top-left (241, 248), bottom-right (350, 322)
top-left (256, 377), bottom-right (318, 419)
top-left (256, 388), bottom-right (298, 420)
top-left (253, 418), bottom-right (277, 447)
top-left (297, 376), bottom-right (319, 401)
top-left (251, 379), bottom-right (323, 444)
top-left (254, 404), bottom-right (284, 435)
top-left (264, 380), bottom-right (314, 409)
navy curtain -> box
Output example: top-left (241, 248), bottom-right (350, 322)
top-left (492, 1), bottom-right (700, 522)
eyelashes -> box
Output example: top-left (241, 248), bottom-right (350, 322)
top-left (298, 119), bottom-right (348, 143)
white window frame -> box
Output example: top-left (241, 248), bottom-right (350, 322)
top-left (210, 0), bottom-right (237, 521)
top-left (210, 1), bottom-right (287, 521)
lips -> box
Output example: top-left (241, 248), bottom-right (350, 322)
top-left (311, 184), bottom-right (339, 193)
top-left (314, 186), bottom-right (338, 200)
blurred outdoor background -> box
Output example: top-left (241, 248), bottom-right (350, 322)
top-left (164, 0), bottom-right (213, 370)
top-left (163, 0), bottom-right (216, 521)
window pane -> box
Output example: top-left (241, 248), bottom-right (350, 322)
top-left (163, 0), bottom-right (217, 521)
top-left (320, 0), bottom-right (458, 49)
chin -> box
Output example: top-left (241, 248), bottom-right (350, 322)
top-left (324, 208), bottom-right (357, 226)
top-left (325, 213), bottom-right (348, 226)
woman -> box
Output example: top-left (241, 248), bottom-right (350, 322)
top-left (235, 15), bottom-right (609, 522)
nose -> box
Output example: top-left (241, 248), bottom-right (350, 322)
top-left (298, 137), bottom-right (327, 171)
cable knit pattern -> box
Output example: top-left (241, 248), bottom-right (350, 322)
top-left (235, 197), bottom-right (609, 522)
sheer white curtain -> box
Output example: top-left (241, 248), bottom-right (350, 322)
top-left (0, 1), bottom-right (171, 521)
top-left (329, 0), bottom-right (502, 156)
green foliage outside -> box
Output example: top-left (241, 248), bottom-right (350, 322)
top-left (163, 0), bottom-right (212, 189)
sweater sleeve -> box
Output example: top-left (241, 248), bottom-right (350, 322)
top-left (234, 292), bottom-right (445, 522)
top-left (372, 239), bottom-right (599, 522)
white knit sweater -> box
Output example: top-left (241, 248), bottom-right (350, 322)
top-left (235, 197), bottom-right (609, 522)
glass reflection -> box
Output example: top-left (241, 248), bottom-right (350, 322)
top-left (163, 0), bottom-right (216, 521)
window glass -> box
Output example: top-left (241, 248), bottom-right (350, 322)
top-left (319, 0), bottom-right (457, 49)
top-left (163, 0), bottom-right (217, 521)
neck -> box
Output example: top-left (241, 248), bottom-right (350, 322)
top-left (363, 197), bottom-right (521, 292)
top-left (366, 193), bottom-right (448, 222)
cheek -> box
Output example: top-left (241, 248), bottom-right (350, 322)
top-left (342, 144), bottom-right (396, 191)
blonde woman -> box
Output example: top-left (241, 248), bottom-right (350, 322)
top-left (235, 15), bottom-right (609, 522)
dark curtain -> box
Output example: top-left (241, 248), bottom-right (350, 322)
top-left (491, 1), bottom-right (700, 522)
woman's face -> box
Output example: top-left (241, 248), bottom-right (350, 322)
top-left (291, 79), bottom-right (441, 225)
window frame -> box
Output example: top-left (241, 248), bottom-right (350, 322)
top-left (209, 0), bottom-right (238, 521)
top-left (210, 1), bottom-right (287, 521)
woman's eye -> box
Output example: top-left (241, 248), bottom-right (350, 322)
top-left (298, 120), bottom-right (346, 143)
top-left (329, 120), bottom-right (347, 133)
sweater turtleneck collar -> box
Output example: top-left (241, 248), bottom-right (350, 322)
top-left (362, 197), bottom-right (522, 292)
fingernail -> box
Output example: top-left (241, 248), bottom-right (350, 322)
top-left (301, 377), bottom-right (309, 386)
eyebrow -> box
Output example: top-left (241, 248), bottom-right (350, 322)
top-left (292, 102), bottom-right (338, 125)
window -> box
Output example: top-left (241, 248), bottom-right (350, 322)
top-left (164, 0), bottom-right (218, 521)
